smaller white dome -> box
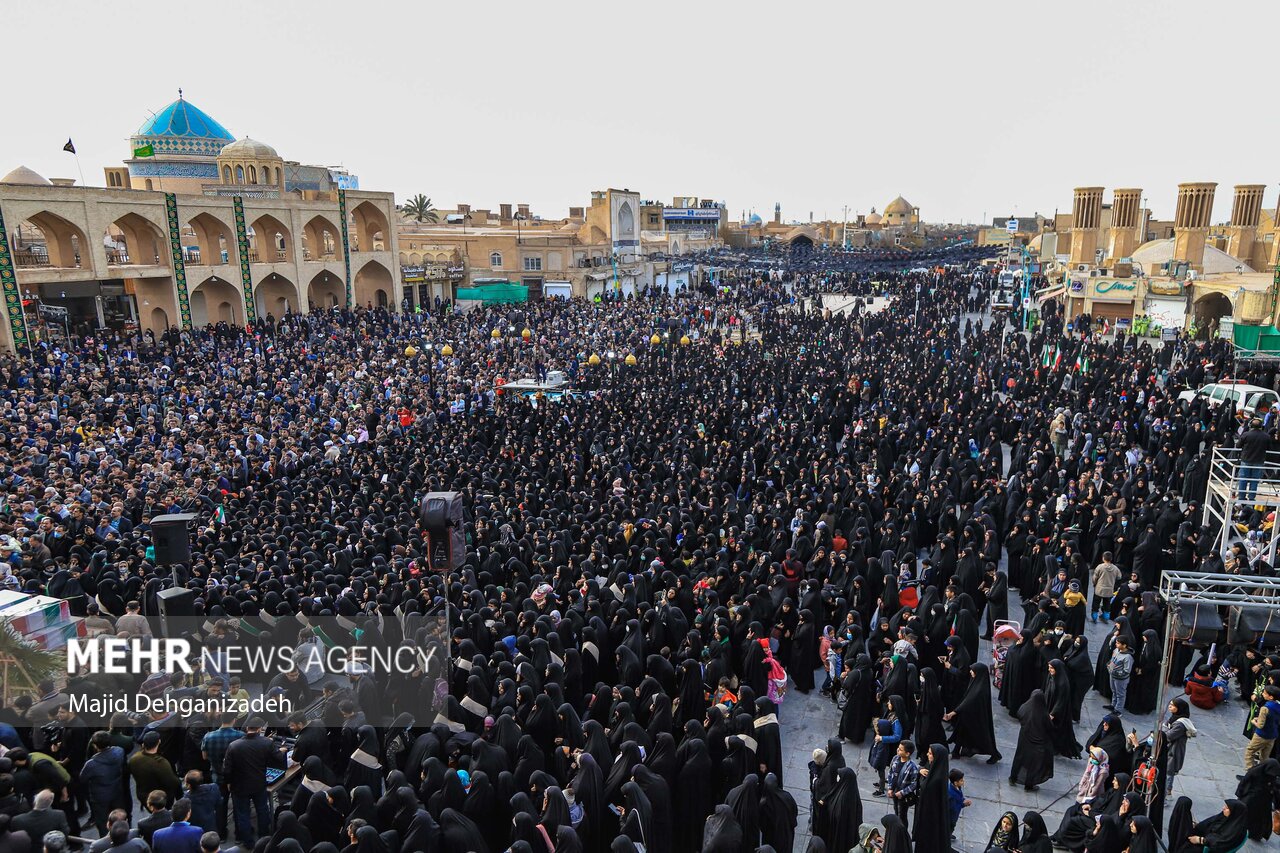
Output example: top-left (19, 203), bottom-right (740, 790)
top-left (1, 166), bottom-right (52, 186)
top-left (219, 137), bottom-right (279, 158)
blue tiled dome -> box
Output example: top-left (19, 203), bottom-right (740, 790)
top-left (136, 96), bottom-right (233, 142)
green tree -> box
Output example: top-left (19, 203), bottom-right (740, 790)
top-left (399, 194), bottom-right (439, 223)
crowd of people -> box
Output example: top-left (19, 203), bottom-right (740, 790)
top-left (0, 248), bottom-right (1277, 853)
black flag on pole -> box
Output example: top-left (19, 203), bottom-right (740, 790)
top-left (63, 139), bottom-right (76, 154)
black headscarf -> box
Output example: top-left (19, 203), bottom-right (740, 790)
top-left (820, 766), bottom-right (862, 853)
top-left (880, 813), bottom-right (911, 853)
top-left (1011, 689), bottom-right (1054, 787)
top-left (701, 804), bottom-right (743, 853)
top-left (758, 772), bottom-right (797, 853)
top-left (912, 743), bottom-right (952, 852)
top-left (438, 808), bottom-right (488, 853)
top-left (948, 661), bottom-right (1000, 757)
top-left (725, 773), bottom-right (760, 851)
top-left (1020, 810), bottom-right (1051, 853)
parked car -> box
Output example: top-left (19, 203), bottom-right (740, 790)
top-left (1177, 381), bottom-right (1279, 418)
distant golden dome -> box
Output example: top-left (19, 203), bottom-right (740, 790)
top-left (884, 196), bottom-right (913, 216)
top-left (220, 137), bottom-right (279, 158)
top-left (865, 208), bottom-right (883, 226)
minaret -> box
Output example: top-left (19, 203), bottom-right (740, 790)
top-left (1227, 184), bottom-right (1265, 266)
top-left (773, 203), bottom-right (781, 225)
top-left (1068, 187), bottom-right (1104, 266)
top-left (1107, 188), bottom-right (1142, 261)
top-left (1173, 182), bottom-right (1217, 271)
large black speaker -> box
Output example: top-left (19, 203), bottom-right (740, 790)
top-left (151, 513), bottom-right (196, 565)
top-left (420, 492), bottom-right (463, 571)
top-left (157, 586), bottom-right (195, 638)
top-left (1172, 602), bottom-right (1222, 645)
top-left (421, 492), bottom-right (462, 533)
top-left (1229, 605), bottom-right (1280, 646)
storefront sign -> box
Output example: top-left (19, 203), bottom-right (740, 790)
top-left (1069, 279), bottom-right (1085, 293)
top-left (402, 265), bottom-right (468, 283)
top-left (662, 208), bottom-right (721, 221)
top-left (1147, 280), bottom-right (1184, 296)
top-left (1092, 279), bottom-right (1137, 297)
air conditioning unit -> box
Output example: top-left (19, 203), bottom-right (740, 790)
top-left (1075, 264), bottom-right (1089, 273)
top-left (1090, 268), bottom-right (1111, 278)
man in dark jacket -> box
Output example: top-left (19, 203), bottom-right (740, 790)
top-left (285, 712), bottom-right (328, 770)
top-left (182, 772), bottom-right (221, 835)
top-left (128, 732), bottom-right (181, 805)
top-left (79, 732), bottom-right (126, 834)
top-left (11, 790), bottom-right (68, 841)
top-left (1238, 418), bottom-right (1272, 504)
top-left (137, 791), bottom-right (173, 846)
top-left (221, 718), bottom-right (283, 847)
top-left (152, 799), bottom-right (203, 853)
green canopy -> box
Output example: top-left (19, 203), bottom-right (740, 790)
top-left (456, 283), bottom-right (528, 304)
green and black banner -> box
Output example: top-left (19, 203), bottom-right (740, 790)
top-left (232, 196), bottom-right (258, 324)
top-left (164, 193), bottom-right (193, 330)
top-left (0, 206), bottom-right (29, 350)
top-left (338, 189), bottom-right (353, 309)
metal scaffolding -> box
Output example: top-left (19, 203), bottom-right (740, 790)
top-left (1156, 568), bottom-right (1280, 711)
top-left (1202, 446), bottom-right (1280, 564)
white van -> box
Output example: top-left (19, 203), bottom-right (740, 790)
top-left (1178, 381), bottom-right (1279, 417)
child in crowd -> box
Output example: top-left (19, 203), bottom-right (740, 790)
top-left (869, 717), bottom-right (902, 796)
top-left (711, 677), bottom-right (737, 710)
top-left (885, 740), bottom-right (919, 825)
top-left (947, 768), bottom-right (971, 842)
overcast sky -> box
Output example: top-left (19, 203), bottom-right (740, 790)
top-left (6, 0), bottom-right (1277, 225)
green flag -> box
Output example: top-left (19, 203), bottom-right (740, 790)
top-left (133, 143), bottom-right (154, 158)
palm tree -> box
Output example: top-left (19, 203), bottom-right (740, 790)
top-left (399, 194), bottom-right (439, 223)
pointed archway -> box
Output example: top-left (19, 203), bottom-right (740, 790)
top-left (353, 259), bottom-right (393, 309)
top-left (254, 273), bottom-right (299, 320)
top-left (307, 270), bottom-right (345, 310)
top-left (189, 275), bottom-right (245, 326)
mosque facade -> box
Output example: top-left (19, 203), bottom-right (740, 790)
top-left (0, 94), bottom-right (401, 353)
top-left (728, 195), bottom-right (930, 250)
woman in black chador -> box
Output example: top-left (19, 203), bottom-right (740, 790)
top-left (1045, 659), bottom-right (1081, 758)
top-left (946, 662), bottom-right (1001, 762)
top-left (840, 652), bottom-right (878, 743)
top-left (912, 743), bottom-right (954, 853)
top-left (1009, 689), bottom-right (1054, 791)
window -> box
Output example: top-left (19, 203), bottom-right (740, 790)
top-left (648, 214), bottom-right (659, 225)
top-left (222, 165), bottom-right (232, 184)
top-left (248, 165), bottom-right (257, 183)
top-left (145, 179), bottom-right (153, 190)
top-left (235, 165), bottom-right (245, 184)
top-left (523, 256), bottom-right (542, 272)
top-left (489, 252), bottom-right (503, 269)
top-left (263, 166), bottom-right (272, 185)
top-left (617, 201), bottom-right (635, 237)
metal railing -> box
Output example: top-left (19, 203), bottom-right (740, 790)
top-left (106, 249), bottom-right (129, 265)
top-left (1206, 446), bottom-right (1280, 505)
top-left (1205, 446), bottom-right (1280, 563)
top-left (13, 251), bottom-right (50, 267)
